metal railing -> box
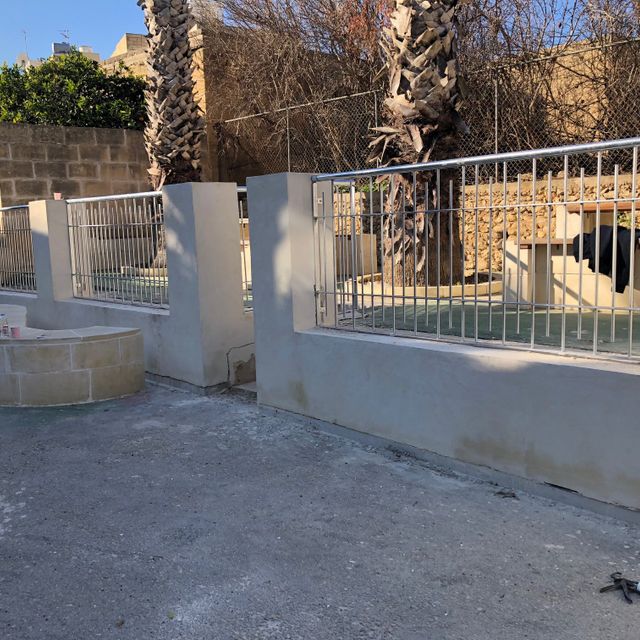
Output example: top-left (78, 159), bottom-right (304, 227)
top-left (237, 185), bottom-right (252, 311)
top-left (312, 137), bottom-right (640, 361)
top-left (0, 205), bottom-right (36, 293)
top-left (67, 187), bottom-right (252, 311)
top-left (67, 192), bottom-right (168, 308)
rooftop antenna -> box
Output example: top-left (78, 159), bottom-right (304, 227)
top-left (60, 30), bottom-right (71, 43)
top-left (22, 29), bottom-right (29, 57)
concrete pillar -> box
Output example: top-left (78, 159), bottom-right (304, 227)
top-left (29, 199), bottom-right (73, 303)
top-left (247, 173), bottom-right (315, 404)
top-left (162, 182), bottom-right (254, 389)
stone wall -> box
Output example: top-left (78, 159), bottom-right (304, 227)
top-left (463, 174), bottom-right (638, 276)
top-left (0, 124), bottom-right (149, 207)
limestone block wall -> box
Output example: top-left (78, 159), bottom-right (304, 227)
top-left (0, 327), bottom-right (144, 406)
top-left (463, 174), bottom-right (639, 277)
top-left (0, 124), bottom-right (149, 207)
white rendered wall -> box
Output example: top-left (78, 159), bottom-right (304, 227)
top-left (248, 172), bottom-right (640, 511)
top-left (0, 184), bottom-right (254, 389)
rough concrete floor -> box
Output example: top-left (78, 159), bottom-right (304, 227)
top-left (0, 385), bottom-right (638, 639)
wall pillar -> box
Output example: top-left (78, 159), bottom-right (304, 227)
top-left (162, 182), bottom-right (254, 389)
top-left (29, 199), bottom-right (73, 304)
top-left (247, 173), bottom-right (316, 405)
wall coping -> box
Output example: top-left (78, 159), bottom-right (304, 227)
top-left (1, 325), bottom-right (139, 345)
top-left (301, 327), bottom-right (640, 377)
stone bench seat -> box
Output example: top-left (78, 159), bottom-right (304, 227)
top-left (0, 326), bottom-right (144, 407)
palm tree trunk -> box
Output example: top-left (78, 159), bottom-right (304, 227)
top-left (369, 0), bottom-right (466, 286)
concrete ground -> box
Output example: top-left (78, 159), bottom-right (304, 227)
top-left (0, 385), bottom-right (638, 639)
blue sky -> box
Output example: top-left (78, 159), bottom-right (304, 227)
top-left (0, 0), bottom-right (146, 66)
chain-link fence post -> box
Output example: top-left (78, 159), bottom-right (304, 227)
top-left (286, 108), bottom-right (292, 172)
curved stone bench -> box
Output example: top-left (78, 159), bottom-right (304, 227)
top-left (0, 304), bottom-right (27, 328)
top-left (0, 327), bottom-right (144, 407)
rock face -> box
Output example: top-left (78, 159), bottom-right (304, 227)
top-left (462, 173), bottom-right (638, 276)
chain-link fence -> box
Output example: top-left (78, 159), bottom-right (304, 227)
top-left (219, 91), bottom-right (381, 181)
top-left (218, 39), bottom-right (640, 182)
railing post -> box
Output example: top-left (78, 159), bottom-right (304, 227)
top-left (29, 200), bottom-right (73, 303)
top-left (314, 179), bottom-right (336, 327)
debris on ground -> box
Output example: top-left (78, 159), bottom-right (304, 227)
top-left (495, 489), bottom-right (519, 499)
top-left (600, 573), bottom-right (640, 604)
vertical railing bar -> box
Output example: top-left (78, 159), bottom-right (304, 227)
top-left (629, 147), bottom-right (638, 358)
top-left (123, 197), bottom-right (134, 304)
top-left (132, 198), bottom-right (144, 306)
top-left (380, 180), bottom-right (386, 326)
top-left (460, 166), bottom-right (466, 340)
top-left (545, 170), bottom-right (552, 339)
top-left (611, 165), bottom-right (620, 345)
top-left (424, 178), bottom-right (430, 330)
top-left (88, 202), bottom-right (98, 299)
top-left (488, 175), bottom-right (494, 334)
top-left (148, 197), bottom-right (156, 306)
top-left (101, 200), bottom-right (113, 302)
top-left (342, 189), bottom-right (348, 322)
top-left (530, 159), bottom-right (537, 349)
top-left (7, 211), bottom-right (15, 290)
top-left (594, 152), bottom-right (602, 355)
top-left (10, 211), bottom-right (17, 289)
top-left (436, 168), bottom-right (441, 340)
top-left (369, 177), bottom-right (376, 332)
top-left (336, 189), bottom-right (343, 320)
top-left (401, 182), bottom-right (407, 326)
top-left (357, 187), bottom-right (367, 320)
top-left (561, 155), bottom-right (569, 353)
top-left (390, 175), bottom-right (396, 335)
top-left (412, 172), bottom-right (418, 335)
top-left (474, 164), bottom-right (480, 342)
top-left (578, 168), bottom-right (585, 340)
top-left (334, 190), bottom-right (340, 319)
top-left (151, 196), bottom-right (159, 306)
top-left (97, 200), bottom-right (108, 302)
top-left (502, 161), bottom-right (508, 345)
top-left (111, 200), bottom-right (122, 303)
top-left (159, 194), bottom-right (167, 306)
top-left (448, 177), bottom-right (454, 331)
top-left (516, 173), bottom-right (522, 335)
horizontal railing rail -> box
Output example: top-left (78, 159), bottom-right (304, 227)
top-left (312, 137), bottom-right (640, 362)
top-left (313, 137), bottom-right (640, 182)
top-left (67, 192), bottom-right (162, 204)
top-left (0, 204), bottom-right (37, 293)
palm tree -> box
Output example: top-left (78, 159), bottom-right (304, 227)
top-left (137, 0), bottom-right (205, 190)
top-left (369, 0), bottom-right (466, 286)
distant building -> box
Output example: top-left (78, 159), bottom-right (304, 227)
top-left (101, 34), bottom-right (148, 77)
top-left (15, 42), bottom-right (100, 69)
top-left (15, 52), bottom-right (43, 70)
top-left (52, 42), bottom-right (101, 63)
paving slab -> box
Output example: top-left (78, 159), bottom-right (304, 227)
top-left (0, 384), bottom-right (638, 639)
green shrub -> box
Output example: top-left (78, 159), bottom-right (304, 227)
top-left (0, 50), bottom-right (146, 130)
